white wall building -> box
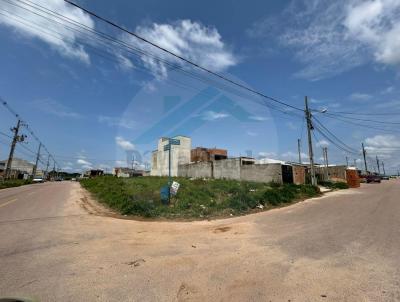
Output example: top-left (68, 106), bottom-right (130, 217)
top-left (151, 136), bottom-right (191, 177)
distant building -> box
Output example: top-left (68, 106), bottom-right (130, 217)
top-left (151, 136), bottom-right (191, 177)
top-left (113, 167), bottom-right (146, 178)
top-left (191, 147), bottom-right (227, 162)
top-left (0, 158), bottom-right (35, 178)
top-left (84, 169), bottom-right (104, 178)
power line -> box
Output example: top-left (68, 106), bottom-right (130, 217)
top-left (3, 0), bottom-right (306, 124)
top-left (61, 0), bottom-right (303, 112)
top-left (312, 116), bottom-right (360, 154)
top-left (323, 112), bottom-right (400, 125)
top-left (319, 113), bottom-right (400, 134)
top-left (4, 0), bottom-right (305, 121)
top-left (317, 110), bottom-right (400, 116)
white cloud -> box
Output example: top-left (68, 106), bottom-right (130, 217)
top-left (258, 151), bottom-right (277, 158)
top-left (201, 110), bottom-right (229, 121)
top-left (0, 0), bottom-right (94, 63)
top-left (249, 115), bottom-right (269, 121)
top-left (286, 121), bottom-right (297, 130)
top-left (281, 151), bottom-right (308, 162)
top-left (381, 86), bottom-right (395, 94)
top-left (77, 159), bottom-right (91, 166)
top-left (349, 92), bottom-right (372, 101)
top-left (98, 115), bottom-right (136, 129)
top-left (251, 0), bottom-right (400, 80)
top-left (316, 139), bottom-right (330, 148)
top-left (115, 160), bottom-right (126, 166)
top-left (246, 131), bottom-right (258, 136)
top-left (122, 20), bottom-right (237, 79)
top-left (115, 136), bottom-right (135, 151)
top-left (364, 134), bottom-right (400, 160)
top-left (33, 99), bottom-right (82, 119)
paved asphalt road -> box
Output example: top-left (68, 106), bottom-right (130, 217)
top-left (0, 180), bottom-right (399, 301)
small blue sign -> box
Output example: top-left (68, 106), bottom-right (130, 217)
top-left (160, 186), bottom-right (170, 204)
top-left (169, 138), bottom-right (181, 145)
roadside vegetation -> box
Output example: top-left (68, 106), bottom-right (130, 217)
top-left (318, 181), bottom-right (349, 190)
top-left (80, 176), bottom-right (321, 219)
top-left (0, 179), bottom-right (32, 190)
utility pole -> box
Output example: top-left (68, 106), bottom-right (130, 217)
top-left (354, 159), bottom-right (357, 169)
top-left (305, 96), bottom-right (316, 185)
top-left (53, 161), bottom-right (56, 180)
top-left (376, 156), bottom-right (381, 174)
top-left (324, 147), bottom-right (329, 181)
top-left (346, 156), bottom-right (349, 167)
top-left (5, 119), bottom-right (24, 179)
top-left (32, 142), bottom-right (42, 179)
top-left (362, 143), bottom-right (368, 174)
top-left (297, 139), bottom-right (302, 164)
top-left (382, 162), bottom-right (386, 176)
top-left (45, 154), bottom-right (50, 180)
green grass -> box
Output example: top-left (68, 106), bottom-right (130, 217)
top-left (80, 176), bottom-right (321, 219)
top-left (0, 179), bottom-right (32, 190)
top-left (319, 181), bottom-right (349, 190)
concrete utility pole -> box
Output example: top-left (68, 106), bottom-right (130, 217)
top-left (354, 159), bottom-right (357, 169)
top-left (297, 139), bottom-right (302, 164)
top-left (305, 96), bottom-right (317, 186)
top-left (346, 156), bottom-right (349, 167)
top-left (5, 119), bottom-right (23, 179)
top-left (362, 143), bottom-right (368, 174)
top-left (32, 142), bottom-right (42, 179)
top-left (45, 154), bottom-right (50, 180)
top-left (323, 147), bottom-right (329, 181)
top-left (376, 156), bottom-right (381, 174)
top-left (382, 162), bottom-right (386, 176)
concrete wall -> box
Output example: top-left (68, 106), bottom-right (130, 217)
top-left (315, 165), bottom-right (347, 182)
top-left (151, 136), bottom-right (191, 177)
top-left (178, 159), bottom-right (283, 184)
top-left (213, 158), bottom-right (241, 180)
top-left (240, 163), bottom-right (283, 183)
top-left (178, 161), bottom-right (213, 178)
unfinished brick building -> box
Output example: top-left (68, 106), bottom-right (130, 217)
top-left (191, 147), bottom-right (227, 162)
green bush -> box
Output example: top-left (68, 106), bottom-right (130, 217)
top-left (319, 181), bottom-right (349, 190)
top-left (0, 179), bottom-right (32, 190)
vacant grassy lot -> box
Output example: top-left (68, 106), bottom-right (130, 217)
top-left (80, 176), bottom-right (321, 219)
top-left (0, 179), bottom-right (32, 190)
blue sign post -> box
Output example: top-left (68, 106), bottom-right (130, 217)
top-left (162, 138), bottom-right (180, 204)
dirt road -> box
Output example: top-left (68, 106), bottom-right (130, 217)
top-left (0, 180), bottom-right (399, 301)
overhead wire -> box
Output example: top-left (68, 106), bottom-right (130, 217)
top-left (61, 0), bottom-right (304, 112)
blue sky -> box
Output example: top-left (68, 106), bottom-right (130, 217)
top-left (0, 0), bottom-right (399, 174)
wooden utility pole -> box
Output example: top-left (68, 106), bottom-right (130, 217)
top-left (297, 139), bottom-right (302, 164)
top-left (362, 143), bottom-right (368, 174)
top-left (5, 119), bottom-right (22, 179)
top-left (305, 96), bottom-right (316, 185)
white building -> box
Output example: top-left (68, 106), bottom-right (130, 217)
top-left (0, 158), bottom-right (35, 175)
top-left (151, 136), bottom-right (191, 176)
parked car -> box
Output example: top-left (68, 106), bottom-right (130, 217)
top-left (381, 176), bottom-right (390, 180)
top-left (366, 175), bottom-right (381, 183)
top-left (32, 177), bottom-right (44, 183)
